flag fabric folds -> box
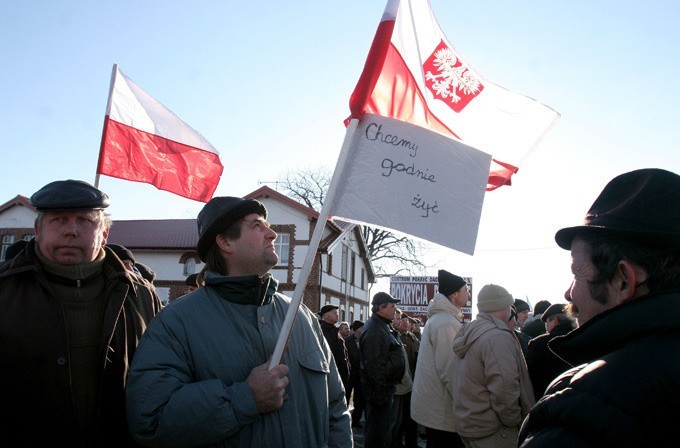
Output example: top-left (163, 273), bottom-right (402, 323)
top-left (348, 0), bottom-right (560, 190)
top-left (97, 65), bottom-right (223, 202)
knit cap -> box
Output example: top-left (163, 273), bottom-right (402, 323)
top-left (477, 284), bottom-right (514, 313)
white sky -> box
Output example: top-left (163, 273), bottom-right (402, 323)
top-left (2, 1), bottom-right (679, 309)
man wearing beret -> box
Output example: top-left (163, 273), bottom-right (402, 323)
top-left (360, 291), bottom-right (406, 448)
top-left (452, 284), bottom-right (535, 448)
top-left (318, 304), bottom-right (352, 398)
top-left (125, 196), bottom-right (351, 447)
top-left (519, 168), bottom-right (680, 447)
top-left (411, 269), bottom-right (468, 448)
top-left (0, 179), bottom-right (163, 447)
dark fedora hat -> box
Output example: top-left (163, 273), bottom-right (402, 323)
top-left (555, 168), bottom-right (680, 250)
top-left (196, 196), bottom-right (267, 262)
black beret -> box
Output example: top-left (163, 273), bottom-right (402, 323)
top-left (318, 304), bottom-right (339, 316)
top-left (196, 196), bottom-right (267, 262)
top-left (351, 320), bottom-right (364, 331)
top-left (372, 292), bottom-right (400, 306)
top-left (107, 244), bottom-right (135, 263)
top-left (30, 179), bottom-right (110, 212)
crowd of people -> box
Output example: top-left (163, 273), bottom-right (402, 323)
top-left (1, 167), bottom-right (679, 447)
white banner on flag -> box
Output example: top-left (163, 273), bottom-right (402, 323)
top-left (330, 113), bottom-right (491, 255)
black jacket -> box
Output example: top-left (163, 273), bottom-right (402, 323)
top-left (525, 320), bottom-right (574, 399)
top-left (345, 333), bottom-right (361, 384)
top-left (359, 313), bottom-right (406, 405)
top-left (320, 320), bottom-right (351, 389)
top-left (519, 291), bottom-right (680, 447)
top-left (0, 241), bottom-right (162, 447)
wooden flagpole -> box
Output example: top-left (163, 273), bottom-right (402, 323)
top-left (269, 118), bottom-right (360, 369)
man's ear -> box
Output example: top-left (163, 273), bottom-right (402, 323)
top-left (613, 259), bottom-right (647, 303)
top-left (215, 234), bottom-right (234, 255)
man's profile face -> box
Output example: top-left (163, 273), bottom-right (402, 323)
top-left (35, 210), bottom-right (107, 265)
top-left (566, 237), bottom-right (615, 325)
top-left (377, 302), bottom-right (397, 320)
top-left (323, 308), bottom-right (340, 325)
top-left (226, 213), bottom-right (278, 276)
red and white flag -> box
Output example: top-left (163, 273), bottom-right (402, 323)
top-left (97, 65), bottom-right (223, 202)
top-left (348, 0), bottom-right (560, 190)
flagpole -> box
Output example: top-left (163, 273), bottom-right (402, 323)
top-left (269, 118), bottom-right (360, 369)
top-left (94, 63), bottom-right (118, 188)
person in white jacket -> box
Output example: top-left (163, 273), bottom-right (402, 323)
top-left (410, 269), bottom-right (469, 448)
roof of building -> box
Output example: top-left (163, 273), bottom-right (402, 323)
top-left (107, 219), bottom-right (198, 249)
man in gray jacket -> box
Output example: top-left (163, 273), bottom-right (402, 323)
top-left (452, 284), bottom-right (535, 448)
top-left (126, 196), bottom-right (351, 447)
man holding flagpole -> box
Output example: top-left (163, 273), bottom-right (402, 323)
top-left (126, 196), bottom-right (352, 447)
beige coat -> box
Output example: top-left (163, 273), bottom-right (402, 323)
top-left (410, 293), bottom-right (463, 432)
top-left (452, 313), bottom-right (535, 439)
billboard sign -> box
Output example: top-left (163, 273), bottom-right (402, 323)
top-left (389, 275), bottom-right (473, 324)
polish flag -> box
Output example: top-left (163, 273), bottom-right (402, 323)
top-left (97, 65), bottom-right (223, 202)
top-left (348, 0), bottom-right (560, 190)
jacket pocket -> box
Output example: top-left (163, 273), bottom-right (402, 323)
top-left (298, 349), bottom-right (331, 374)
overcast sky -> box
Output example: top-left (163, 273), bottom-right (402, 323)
top-left (2, 1), bottom-right (679, 309)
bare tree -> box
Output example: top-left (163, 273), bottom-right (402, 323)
top-left (278, 165), bottom-right (429, 278)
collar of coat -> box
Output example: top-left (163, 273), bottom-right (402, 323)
top-left (204, 271), bottom-right (279, 306)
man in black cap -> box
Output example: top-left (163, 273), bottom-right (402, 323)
top-left (525, 303), bottom-right (577, 399)
top-left (519, 168), bottom-right (680, 447)
top-left (318, 304), bottom-right (352, 398)
top-left (345, 319), bottom-right (365, 428)
top-left (521, 299), bottom-right (552, 338)
top-left (0, 179), bottom-right (162, 447)
top-left (360, 291), bottom-right (406, 448)
top-left (185, 272), bottom-right (199, 293)
top-left (125, 196), bottom-right (351, 447)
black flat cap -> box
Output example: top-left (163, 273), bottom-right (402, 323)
top-left (541, 303), bottom-right (566, 322)
top-left (196, 197), bottom-right (267, 262)
top-left (318, 304), bottom-right (339, 316)
top-left (107, 244), bottom-right (135, 263)
top-left (30, 179), bottom-right (110, 212)
top-left (135, 262), bottom-right (156, 282)
top-left (351, 320), bottom-right (364, 331)
top-left (185, 273), bottom-right (198, 286)
top-left (372, 292), bottom-right (400, 306)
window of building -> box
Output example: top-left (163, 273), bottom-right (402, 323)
top-left (351, 253), bottom-right (356, 285)
top-left (341, 244), bottom-right (348, 281)
top-left (1, 234), bottom-right (15, 261)
top-left (23, 234), bottom-right (34, 241)
top-left (361, 268), bottom-right (365, 290)
top-left (183, 258), bottom-right (197, 275)
top-left (327, 253), bottom-right (333, 274)
top-left (275, 233), bottom-right (290, 265)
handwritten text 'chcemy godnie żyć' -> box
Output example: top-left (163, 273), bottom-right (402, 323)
top-left (364, 121), bottom-right (440, 218)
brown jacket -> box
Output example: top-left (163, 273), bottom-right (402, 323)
top-left (0, 241), bottom-right (162, 447)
